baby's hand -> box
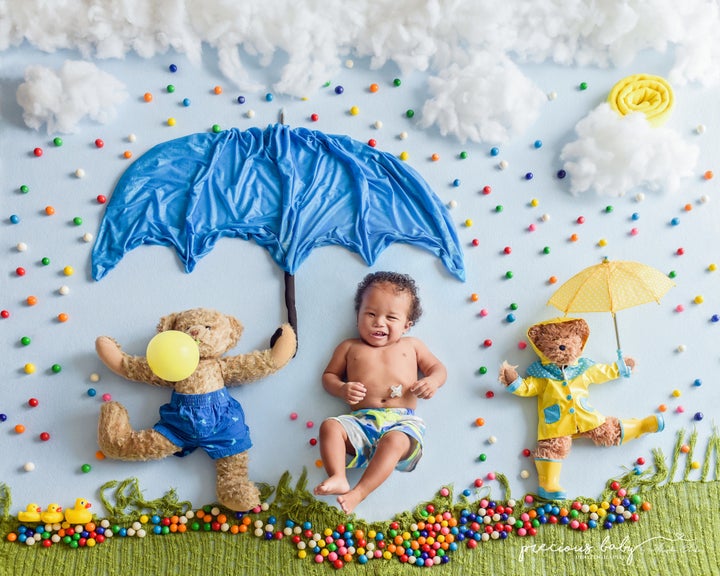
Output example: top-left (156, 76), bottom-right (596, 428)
top-left (344, 381), bottom-right (367, 405)
top-left (411, 378), bottom-right (440, 400)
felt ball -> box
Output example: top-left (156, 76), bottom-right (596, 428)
top-left (146, 331), bottom-right (200, 382)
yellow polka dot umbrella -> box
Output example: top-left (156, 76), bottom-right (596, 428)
top-left (547, 259), bottom-right (675, 371)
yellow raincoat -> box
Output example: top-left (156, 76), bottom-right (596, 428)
top-left (507, 318), bottom-right (626, 440)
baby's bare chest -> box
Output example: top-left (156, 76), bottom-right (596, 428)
top-left (347, 344), bottom-right (417, 381)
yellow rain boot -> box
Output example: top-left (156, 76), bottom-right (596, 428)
top-left (535, 459), bottom-right (566, 500)
top-left (621, 415), bottom-right (664, 444)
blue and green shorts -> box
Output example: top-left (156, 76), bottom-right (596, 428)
top-left (330, 408), bottom-right (425, 472)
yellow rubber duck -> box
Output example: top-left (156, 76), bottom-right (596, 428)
top-left (64, 498), bottom-right (93, 525)
top-left (40, 503), bottom-right (64, 525)
top-left (17, 503), bottom-right (42, 524)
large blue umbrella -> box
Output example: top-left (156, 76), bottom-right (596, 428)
top-left (92, 124), bottom-right (465, 331)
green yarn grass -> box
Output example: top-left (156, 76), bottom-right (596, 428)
top-left (1, 429), bottom-right (718, 576)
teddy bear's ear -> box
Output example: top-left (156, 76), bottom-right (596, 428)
top-left (157, 312), bottom-right (178, 333)
top-left (527, 324), bottom-right (542, 344)
top-left (227, 315), bottom-right (244, 343)
top-left (573, 318), bottom-right (590, 344)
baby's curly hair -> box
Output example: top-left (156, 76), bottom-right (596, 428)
top-left (354, 271), bottom-right (423, 324)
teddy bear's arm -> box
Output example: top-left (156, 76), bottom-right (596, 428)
top-left (220, 349), bottom-right (279, 385)
top-left (585, 361), bottom-right (629, 384)
top-left (505, 374), bottom-right (541, 397)
top-left (220, 323), bottom-right (297, 385)
top-left (95, 336), bottom-right (172, 387)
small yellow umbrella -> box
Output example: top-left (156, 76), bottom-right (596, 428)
top-left (547, 259), bottom-right (675, 370)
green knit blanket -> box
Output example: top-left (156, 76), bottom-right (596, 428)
top-left (1, 429), bottom-right (717, 576)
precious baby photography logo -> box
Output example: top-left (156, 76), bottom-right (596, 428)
top-left (518, 532), bottom-right (699, 565)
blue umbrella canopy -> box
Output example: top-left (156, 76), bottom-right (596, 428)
top-left (92, 124), bottom-right (465, 329)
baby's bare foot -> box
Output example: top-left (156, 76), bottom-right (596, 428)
top-left (337, 489), bottom-right (364, 515)
top-left (313, 475), bottom-right (350, 496)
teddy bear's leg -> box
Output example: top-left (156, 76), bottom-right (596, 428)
top-left (580, 416), bottom-right (623, 447)
top-left (215, 451), bottom-right (261, 512)
top-left (534, 436), bottom-right (571, 501)
top-left (98, 402), bottom-right (180, 460)
top-left (619, 414), bottom-right (665, 444)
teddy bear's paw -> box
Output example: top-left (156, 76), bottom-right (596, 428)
top-left (98, 402), bottom-right (134, 456)
top-left (218, 483), bottom-right (261, 512)
top-left (216, 473), bottom-right (261, 512)
top-left (498, 361), bottom-right (518, 385)
top-left (95, 336), bottom-right (125, 376)
top-left (270, 323), bottom-right (298, 367)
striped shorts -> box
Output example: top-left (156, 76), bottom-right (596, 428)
top-left (330, 408), bottom-right (425, 472)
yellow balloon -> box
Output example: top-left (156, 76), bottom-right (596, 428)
top-left (146, 330), bottom-right (200, 382)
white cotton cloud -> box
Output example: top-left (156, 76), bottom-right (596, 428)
top-left (559, 103), bottom-right (699, 197)
top-left (4, 0), bottom-right (720, 142)
top-left (16, 60), bottom-right (128, 134)
top-left (418, 53), bottom-right (547, 144)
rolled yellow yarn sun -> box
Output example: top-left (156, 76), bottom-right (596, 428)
top-left (608, 73), bottom-right (674, 126)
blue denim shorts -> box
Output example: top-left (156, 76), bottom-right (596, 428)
top-left (154, 388), bottom-right (252, 459)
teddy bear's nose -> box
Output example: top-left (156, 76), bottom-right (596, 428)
top-left (559, 344), bottom-right (566, 351)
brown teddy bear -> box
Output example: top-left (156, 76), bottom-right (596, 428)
top-left (499, 317), bottom-right (663, 500)
top-left (95, 308), bottom-right (297, 511)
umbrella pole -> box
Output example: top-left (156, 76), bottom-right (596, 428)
top-left (612, 313), bottom-right (631, 378)
top-left (612, 312), bottom-right (621, 350)
top-left (284, 271), bottom-right (298, 337)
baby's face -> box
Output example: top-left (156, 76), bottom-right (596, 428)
top-left (357, 283), bottom-right (412, 347)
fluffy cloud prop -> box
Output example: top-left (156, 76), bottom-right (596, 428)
top-left (560, 104), bottom-right (699, 197)
top-left (3, 0), bottom-right (720, 142)
top-left (16, 60), bottom-right (128, 134)
top-left (419, 53), bottom-right (547, 144)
